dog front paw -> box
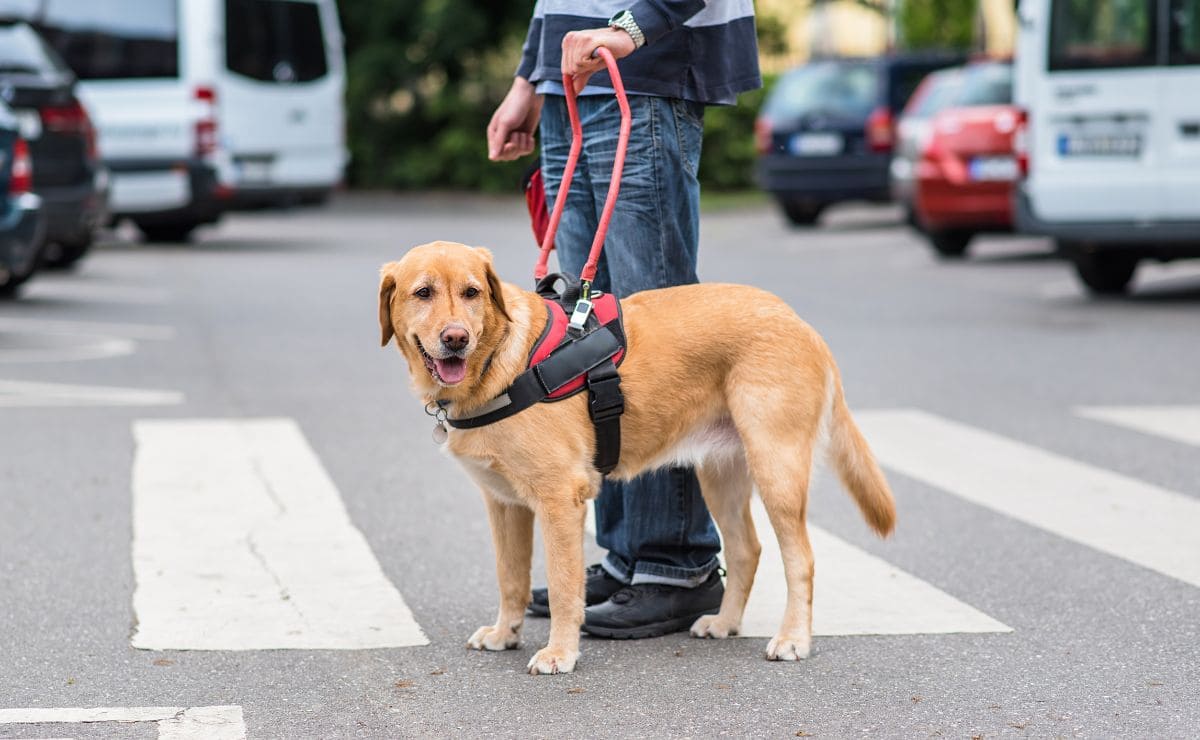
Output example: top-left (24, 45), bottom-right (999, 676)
top-left (467, 624), bottom-right (520, 651)
top-left (526, 646), bottom-right (578, 675)
top-left (765, 634), bottom-right (811, 661)
top-left (689, 613), bottom-right (739, 639)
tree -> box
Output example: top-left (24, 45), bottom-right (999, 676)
top-left (338, 1), bottom-right (534, 190)
top-left (895, 0), bottom-right (977, 50)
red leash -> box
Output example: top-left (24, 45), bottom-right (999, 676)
top-left (533, 46), bottom-right (632, 301)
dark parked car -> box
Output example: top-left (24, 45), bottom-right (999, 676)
top-left (0, 99), bottom-right (45, 297)
top-left (756, 53), bottom-right (964, 226)
top-left (0, 19), bottom-right (105, 267)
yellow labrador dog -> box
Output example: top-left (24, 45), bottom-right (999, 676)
top-left (379, 241), bottom-right (895, 675)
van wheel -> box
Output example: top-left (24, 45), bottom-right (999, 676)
top-left (137, 220), bottom-right (198, 243)
top-left (1072, 252), bottom-right (1138, 295)
top-left (928, 230), bottom-right (972, 258)
top-left (781, 200), bottom-right (824, 226)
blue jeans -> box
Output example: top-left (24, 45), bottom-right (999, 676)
top-left (539, 93), bottom-right (721, 587)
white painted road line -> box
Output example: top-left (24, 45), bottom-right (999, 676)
top-left (132, 418), bottom-right (428, 650)
top-left (585, 495), bottom-right (1009, 637)
top-left (0, 380), bottom-right (183, 407)
top-left (743, 500), bottom-right (1009, 637)
top-left (857, 409), bottom-right (1200, 589)
top-left (1077, 405), bottom-right (1200, 448)
top-left (0, 706), bottom-right (246, 739)
top-left (0, 317), bottom-right (175, 340)
top-left (0, 336), bottom-right (137, 363)
top-left (21, 280), bottom-right (171, 305)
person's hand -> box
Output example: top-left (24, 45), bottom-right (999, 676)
top-left (561, 27), bottom-right (637, 94)
top-left (487, 77), bottom-right (543, 161)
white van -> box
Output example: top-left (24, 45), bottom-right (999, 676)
top-left (1014, 0), bottom-right (1200, 293)
top-left (31, 0), bottom-right (346, 241)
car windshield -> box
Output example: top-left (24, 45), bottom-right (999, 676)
top-left (763, 62), bottom-right (877, 121)
top-left (0, 22), bottom-right (69, 76)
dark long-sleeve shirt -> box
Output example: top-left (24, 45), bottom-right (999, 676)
top-left (516, 0), bottom-right (761, 105)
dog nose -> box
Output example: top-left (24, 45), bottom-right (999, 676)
top-left (441, 326), bottom-right (469, 352)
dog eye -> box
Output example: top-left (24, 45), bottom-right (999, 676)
top-left (414, 287), bottom-right (432, 299)
top-left (463, 286), bottom-right (480, 299)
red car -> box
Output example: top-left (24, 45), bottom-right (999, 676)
top-left (901, 61), bottom-right (1019, 257)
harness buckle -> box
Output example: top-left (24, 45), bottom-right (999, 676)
top-left (587, 362), bottom-right (624, 422)
top-left (568, 298), bottom-right (593, 331)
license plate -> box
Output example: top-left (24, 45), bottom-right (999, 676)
top-left (968, 156), bottom-right (1019, 181)
top-left (238, 160), bottom-right (272, 183)
top-left (1057, 133), bottom-right (1142, 157)
top-left (790, 132), bottom-right (843, 156)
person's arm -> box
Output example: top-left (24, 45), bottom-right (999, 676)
top-left (627, 0), bottom-right (706, 47)
top-left (560, 1), bottom-right (706, 91)
top-left (488, 7), bottom-right (545, 162)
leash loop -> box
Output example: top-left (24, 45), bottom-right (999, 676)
top-left (534, 47), bottom-right (631, 286)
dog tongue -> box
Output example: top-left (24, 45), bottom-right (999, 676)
top-left (435, 357), bottom-right (467, 384)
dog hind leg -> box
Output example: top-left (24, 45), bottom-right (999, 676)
top-left (729, 381), bottom-right (822, 661)
top-left (690, 453), bottom-right (759, 639)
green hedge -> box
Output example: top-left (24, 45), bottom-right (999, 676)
top-left (339, 2), bottom-right (774, 194)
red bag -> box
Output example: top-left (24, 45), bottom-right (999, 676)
top-left (521, 163), bottom-right (552, 250)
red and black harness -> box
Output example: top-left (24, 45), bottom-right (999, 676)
top-left (433, 49), bottom-right (633, 474)
top-left (437, 274), bottom-right (627, 474)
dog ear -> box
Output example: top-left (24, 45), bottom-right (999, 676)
top-left (378, 269), bottom-right (397, 347)
top-left (477, 248), bottom-right (511, 322)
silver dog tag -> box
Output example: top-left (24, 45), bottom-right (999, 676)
top-left (432, 421), bottom-right (448, 444)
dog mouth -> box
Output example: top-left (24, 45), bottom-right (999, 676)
top-left (414, 336), bottom-right (468, 386)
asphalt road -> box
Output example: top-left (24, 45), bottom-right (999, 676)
top-left (1, 194), bottom-right (1198, 739)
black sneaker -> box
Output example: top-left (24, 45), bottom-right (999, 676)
top-left (581, 569), bottom-right (724, 639)
top-left (527, 563), bottom-right (625, 617)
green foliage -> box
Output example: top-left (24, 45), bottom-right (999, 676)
top-left (339, 2), bottom-right (774, 192)
top-left (698, 82), bottom-right (772, 191)
top-left (896, 0), bottom-right (977, 50)
top-left (338, 0), bottom-right (533, 191)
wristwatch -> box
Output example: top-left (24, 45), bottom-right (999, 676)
top-left (609, 9), bottom-right (646, 49)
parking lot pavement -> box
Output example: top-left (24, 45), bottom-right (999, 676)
top-left (1, 194), bottom-right (1198, 738)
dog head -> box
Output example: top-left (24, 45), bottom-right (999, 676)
top-left (379, 241), bottom-right (510, 395)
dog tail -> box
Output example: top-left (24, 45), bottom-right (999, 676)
top-left (825, 376), bottom-right (896, 538)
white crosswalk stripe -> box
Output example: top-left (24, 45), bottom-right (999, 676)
top-left (132, 418), bottom-right (428, 650)
top-left (585, 501), bottom-right (1010, 637)
top-left (856, 409), bottom-right (1200, 589)
top-left (1076, 405), bottom-right (1200, 448)
top-left (0, 706), bottom-right (246, 739)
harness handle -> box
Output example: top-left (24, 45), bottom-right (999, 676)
top-left (534, 46), bottom-right (632, 288)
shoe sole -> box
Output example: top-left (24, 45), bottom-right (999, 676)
top-left (581, 610), bottom-right (717, 640)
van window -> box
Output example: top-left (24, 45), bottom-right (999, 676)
top-left (35, 0), bottom-right (179, 79)
top-left (763, 62), bottom-right (877, 121)
top-left (225, 0), bottom-right (328, 84)
top-left (1048, 0), bottom-right (1157, 70)
top-left (1170, 0), bottom-right (1200, 64)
